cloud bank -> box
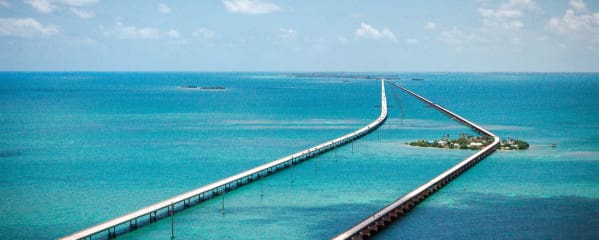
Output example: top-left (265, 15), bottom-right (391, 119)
top-left (0, 17), bottom-right (59, 37)
top-left (355, 23), bottom-right (397, 42)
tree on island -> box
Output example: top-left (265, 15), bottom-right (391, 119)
top-left (514, 140), bottom-right (529, 149)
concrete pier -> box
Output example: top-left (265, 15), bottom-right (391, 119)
top-left (332, 82), bottom-right (499, 240)
top-left (61, 80), bottom-right (388, 240)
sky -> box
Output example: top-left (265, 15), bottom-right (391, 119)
top-left (0, 0), bottom-right (598, 72)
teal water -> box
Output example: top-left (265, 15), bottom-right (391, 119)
top-left (0, 72), bottom-right (597, 239)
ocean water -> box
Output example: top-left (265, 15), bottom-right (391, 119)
top-left (0, 72), bottom-right (597, 239)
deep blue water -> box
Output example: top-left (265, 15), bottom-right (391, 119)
top-left (0, 72), bottom-right (597, 239)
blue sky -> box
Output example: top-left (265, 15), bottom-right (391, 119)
top-left (1, 0), bottom-right (598, 71)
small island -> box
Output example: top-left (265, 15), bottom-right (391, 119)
top-left (180, 85), bottom-right (226, 90)
top-left (200, 86), bottom-right (225, 90)
top-left (406, 134), bottom-right (529, 150)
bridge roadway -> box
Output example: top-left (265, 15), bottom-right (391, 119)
top-left (332, 82), bottom-right (500, 240)
top-left (61, 80), bottom-right (388, 240)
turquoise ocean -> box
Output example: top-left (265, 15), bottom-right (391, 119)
top-left (0, 72), bottom-right (597, 239)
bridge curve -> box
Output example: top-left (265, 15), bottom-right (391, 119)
top-left (332, 82), bottom-right (499, 240)
top-left (62, 80), bottom-right (388, 240)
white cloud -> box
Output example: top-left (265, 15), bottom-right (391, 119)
top-left (222, 0), bottom-right (281, 15)
top-left (70, 7), bottom-right (95, 19)
top-left (478, 8), bottom-right (522, 18)
top-left (25, 0), bottom-right (99, 15)
top-left (502, 0), bottom-right (536, 11)
top-left (166, 29), bottom-right (179, 38)
top-left (105, 21), bottom-right (161, 40)
top-left (134, 28), bottom-right (160, 39)
top-left (570, 0), bottom-right (587, 12)
top-left (545, 0), bottom-right (599, 50)
top-left (406, 38), bottom-right (418, 44)
top-left (354, 23), bottom-right (397, 42)
top-left (478, 0), bottom-right (537, 31)
top-left (158, 3), bottom-right (170, 14)
top-left (424, 21), bottom-right (437, 30)
top-left (478, 0), bottom-right (536, 19)
top-left (0, 0), bottom-right (10, 8)
top-left (58, 0), bottom-right (98, 6)
top-left (0, 17), bottom-right (59, 37)
top-left (25, 0), bottom-right (57, 13)
top-left (193, 27), bottom-right (216, 39)
top-left (547, 8), bottom-right (598, 33)
top-left (278, 27), bottom-right (296, 40)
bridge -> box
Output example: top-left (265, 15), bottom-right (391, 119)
top-left (61, 80), bottom-right (388, 240)
top-left (332, 81), bottom-right (500, 240)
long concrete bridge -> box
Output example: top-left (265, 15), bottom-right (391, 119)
top-left (61, 80), bottom-right (388, 240)
top-left (332, 82), bottom-right (500, 240)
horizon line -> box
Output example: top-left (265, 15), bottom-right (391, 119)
top-left (1, 70), bottom-right (599, 74)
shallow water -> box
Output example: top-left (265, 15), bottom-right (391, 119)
top-left (0, 72), bottom-right (597, 239)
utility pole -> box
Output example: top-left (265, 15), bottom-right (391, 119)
top-left (170, 202), bottom-right (175, 240)
top-left (221, 191), bottom-right (225, 215)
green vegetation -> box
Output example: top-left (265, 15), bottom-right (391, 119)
top-left (499, 139), bottom-right (529, 150)
top-left (200, 86), bottom-right (225, 90)
top-left (180, 85), bottom-right (226, 90)
top-left (407, 134), bottom-right (528, 151)
top-left (409, 140), bottom-right (432, 147)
